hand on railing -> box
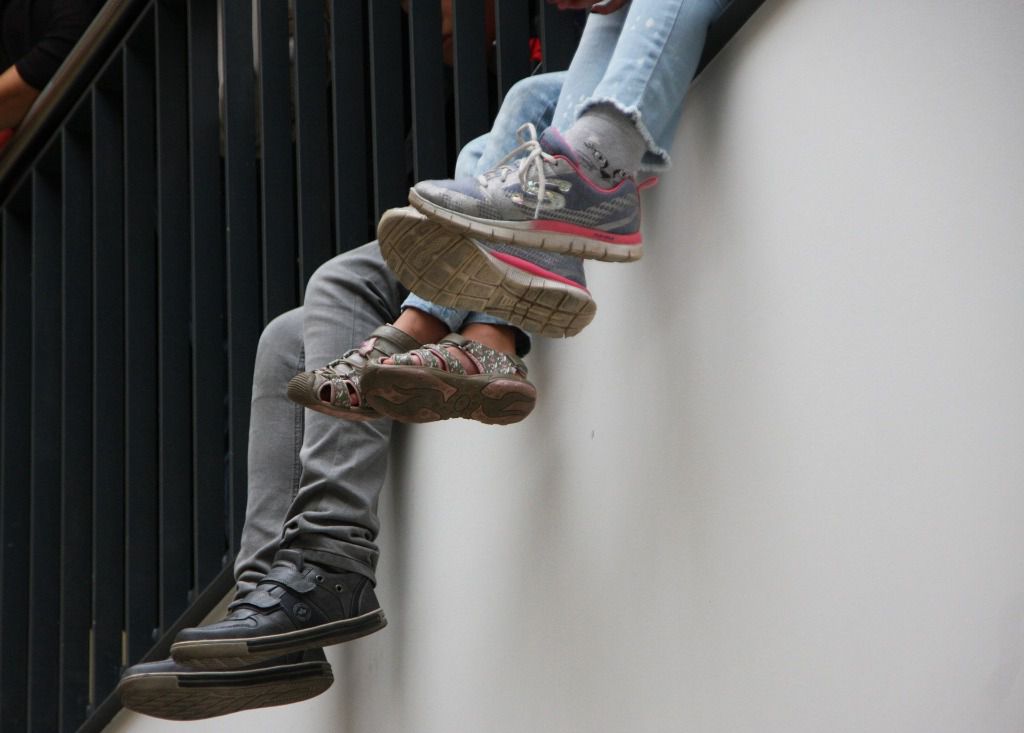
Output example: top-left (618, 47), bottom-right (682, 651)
top-left (0, 65), bottom-right (40, 131)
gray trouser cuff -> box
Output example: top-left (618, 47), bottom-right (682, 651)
top-left (289, 544), bottom-right (377, 585)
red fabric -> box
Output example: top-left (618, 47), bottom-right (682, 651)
top-left (0, 128), bottom-right (14, 152)
top-left (529, 37), bottom-right (543, 64)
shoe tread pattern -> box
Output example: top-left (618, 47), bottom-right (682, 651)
top-left (379, 209), bottom-right (598, 338)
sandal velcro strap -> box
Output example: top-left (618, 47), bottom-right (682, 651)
top-left (369, 323), bottom-right (423, 356)
top-left (455, 339), bottom-right (528, 378)
top-left (324, 325), bottom-right (422, 375)
top-left (439, 333), bottom-right (468, 347)
top-left (383, 334), bottom-right (528, 379)
top-left (387, 340), bottom-right (467, 375)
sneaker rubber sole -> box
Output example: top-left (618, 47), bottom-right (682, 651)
top-left (118, 658), bottom-right (333, 721)
top-left (360, 364), bottom-right (536, 426)
top-left (409, 188), bottom-right (643, 263)
top-left (379, 207), bottom-right (596, 338)
top-left (170, 609), bottom-right (387, 670)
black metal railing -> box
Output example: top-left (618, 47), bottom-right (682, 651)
top-left (0, 1), bottom-right (762, 731)
top-left (0, 2), bottom-right (582, 730)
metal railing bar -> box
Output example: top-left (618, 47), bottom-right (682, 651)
top-left (367, 0), bottom-right (406, 223)
top-left (76, 563), bottom-right (236, 733)
top-left (0, 0), bottom-right (151, 203)
top-left (539, 5), bottom-right (580, 73)
top-left (409, 0), bottom-right (448, 182)
top-left (155, 0), bottom-right (195, 633)
top-left (257, 0), bottom-right (298, 320)
top-left (292, 0), bottom-right (332, 296)
top-left (329, 0), bottom-right (370, 253)
top-left (494, 0), bottom-right (531, 104)
top-left (59, 105), bottom-right (95, 733)
top-left (451, 0), bottom-right (489, 154)
top-left (221, 0), bottom-right (262, 551)
top-left (28, 145), bottom-right (65, 733)
top-left (186, 0), bottom-right (229, 594)
top-left (89, 67), bottom-right (127, 710)
top-left (697, 0), bottom-right (765, 73)
top-left (123, 14), bottom-right (161, 663)
top-left (1, 187), bottom-right (34, 731)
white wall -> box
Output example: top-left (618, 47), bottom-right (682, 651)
top-left (110, 1), bottom-right (1024, 730)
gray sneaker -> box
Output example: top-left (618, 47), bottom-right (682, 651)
top-left (378, 206), bottom-right (596, 338)
top-left (409, 123), bottom-right (643, 262)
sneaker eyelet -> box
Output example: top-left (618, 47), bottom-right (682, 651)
top-left (334, 584), bottom-right (344, 592)
top-left (315, 574), bottom-right (324, 583)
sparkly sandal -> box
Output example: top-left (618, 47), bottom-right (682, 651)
top-left (286, 324), bottom-right (422, 420)
top-left (359, 334), bottom-right (536, 425)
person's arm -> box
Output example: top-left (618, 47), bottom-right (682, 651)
top-left (0, 64), bottom-right (40, 130)
top-left (547, 0), bottom-right (630, 14)
top-left (0, 0), bottom-right (102, 129)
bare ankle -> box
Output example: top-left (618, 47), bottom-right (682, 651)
top-left (392, 308), bottom-right (449, 345)
top-left (460, 323), bottom-right (517, 355)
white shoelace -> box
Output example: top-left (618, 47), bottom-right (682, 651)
top-left (476, 122), bottom-right (556, 218)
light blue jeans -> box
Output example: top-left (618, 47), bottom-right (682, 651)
top-left (405, 0), bottom-right (726, 338)
top-left (236, 0), bottom-right (728, 589)
top-left (402, 73), bottom-right (566, 352)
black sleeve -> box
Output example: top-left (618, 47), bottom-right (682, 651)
top-left (14, 1), bottom-right (101, 91)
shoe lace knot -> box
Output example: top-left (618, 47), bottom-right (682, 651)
top-left (476, 122), bottom-right (555, 219)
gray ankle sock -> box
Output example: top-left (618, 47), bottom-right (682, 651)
top-left (563, 103), bottom-right (647, 186)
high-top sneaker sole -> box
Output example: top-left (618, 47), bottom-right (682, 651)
top-left (379, 207), bottom-right (597, 338)
top-left (170, 609), bottom-right (386, 670)
top-left (118, 653), bottom-right (333, 721)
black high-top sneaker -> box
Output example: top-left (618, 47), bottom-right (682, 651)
top-left (171, 549), bottom-right (385, 670)
top-left (118, 648), bottom-right (332, 721)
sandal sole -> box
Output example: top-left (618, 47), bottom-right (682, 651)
top-left (409, 189), bottom-right (643, 263)
top-left (170, 609), bottom-right (387, 670)
top-left (378, 207), bottom-right (596, 338)
top-left (360, 364), bottom-right (537, 426)
top-left (119, 660), bottom-right (333, 721)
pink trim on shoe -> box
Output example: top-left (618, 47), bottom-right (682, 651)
top-left (528, 218), bottom-right (643, 245)
top-left (638, 176), bottom-right (660, 191)
top-left (489, 251), bottom-right (592, 293)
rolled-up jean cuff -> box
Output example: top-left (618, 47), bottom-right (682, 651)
top-left (402, 293), bottom-right (467, 333)
top-left (402, 295), bottom-right (532, 356)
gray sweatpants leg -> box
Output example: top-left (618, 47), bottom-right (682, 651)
top-left (234, 241), bottom-right (408, 595)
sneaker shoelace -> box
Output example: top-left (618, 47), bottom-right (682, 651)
top-left (477, 122), bottom-right (556, 219)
